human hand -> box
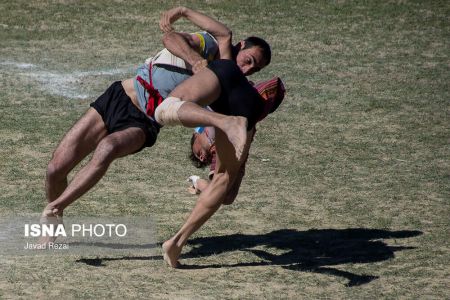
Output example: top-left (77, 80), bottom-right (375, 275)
top-left (187, 175), bottom-right (200, 195)
top-left (159, 6), bottom-right (186, 33)
top-left (187, 175), bottom-right (200, 189)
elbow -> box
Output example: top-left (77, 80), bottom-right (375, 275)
top-left (222, 29), bottom-right (232, 42)
top-left (161, 33), bottom-right (169, 47)
top-left (224, 29), bottom-right (232, 39)
top-left (162, 31), bottom-right (176, 47)
top-left (216, 29), bottom-right (232, 44)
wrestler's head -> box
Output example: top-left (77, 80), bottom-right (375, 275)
top-left (189, 132), bottom-right (215, 168)
top-left (234, 37), bottom-right (271, 76)
top-left (189, 77), bottom-right (285, 168)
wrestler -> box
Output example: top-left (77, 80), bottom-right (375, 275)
top-left (159, 61), bottom-right (285, 267)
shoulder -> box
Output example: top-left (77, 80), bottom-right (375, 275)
top-left (192, 31), bottom-right (219, 61)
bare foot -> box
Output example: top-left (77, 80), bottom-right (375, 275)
top-left (37, 206), bottom-right (63, 245)
top-left (162, 239), bottom-right (182, 268)
top-left (220, 116), bottom-right (247, 160)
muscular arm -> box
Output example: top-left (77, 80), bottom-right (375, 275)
top-left (191, 156), bottom-right (247, 205)
top-left (162, 31), bottom-right (206, 71)
top-left (160, 6), bottom-right (233, 60)
top-left (194, 128), bottom-right (254, 204)
top-left (222, 162), bottom-right (246, 205)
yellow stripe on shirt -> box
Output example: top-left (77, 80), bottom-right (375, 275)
top-left (194, 32), bottom-right (206, 55)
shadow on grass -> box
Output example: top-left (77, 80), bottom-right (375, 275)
top-left (183, 228), bottom-right (421, 286)
top-left (76, 228), bottom-right (421, 287)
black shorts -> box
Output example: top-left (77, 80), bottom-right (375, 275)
top-left (90, 81), bottom-right (160, 151)
top-left (207, 60), bottom-right (264, 130)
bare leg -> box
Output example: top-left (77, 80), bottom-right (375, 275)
top-left (46, 108), bottom-right (108, 203)
top-left (39, 127), bottom-right (146, 244)
top-left (162, 171), bottom-right (229, 267)
top-left (40, 108), bottom-right (107, 244)
top-left (162, 128), bottom-right (252, 267)
top-left (169, 68), bottom-right (248, 160)
top-left (45, 127), bottom-right (146, 214)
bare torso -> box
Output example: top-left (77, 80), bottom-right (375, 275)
top-left (121, 78), bottom-right (143, 112)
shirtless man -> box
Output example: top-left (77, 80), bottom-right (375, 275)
top-left (159, 62), bottom-right (286, 267)
top-left (188, 77), bottom-right (286, 198)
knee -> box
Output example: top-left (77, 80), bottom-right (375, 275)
top-left (154, 97), bottom-right (184, 126)
top-left (46, 156), bottom-right (70, 181)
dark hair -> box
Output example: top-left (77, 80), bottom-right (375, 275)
top-left (243, 36), bottom-right (272, 66)
top-left (189, 133), bottom-right (209, 169)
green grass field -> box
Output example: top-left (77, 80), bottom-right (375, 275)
top-left (1, 0), bottom-right (449, 298)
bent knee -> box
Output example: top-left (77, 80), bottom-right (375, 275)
top-left (47, 157), bottom-right (71, 180)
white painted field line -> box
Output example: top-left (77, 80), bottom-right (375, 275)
top-left (1, 60), bottom-right (134, 99)
top-left (27, 71), bottom-right (91, 99)
top-left (0, 61), bottom-right (36, 69)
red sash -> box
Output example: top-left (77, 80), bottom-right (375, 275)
top-left (136, 63), bottom-right (163, 118)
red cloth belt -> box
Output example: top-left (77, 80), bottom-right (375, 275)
top-left (136, 62), bottom-right (163, 118)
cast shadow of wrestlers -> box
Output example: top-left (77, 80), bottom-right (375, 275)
top-left (180, 228), bottom-right (422, 287)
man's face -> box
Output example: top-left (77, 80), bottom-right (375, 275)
top-left (192, 133), bottom-right (213, 163)
top-left (236, 42), bottom-right (267, 76)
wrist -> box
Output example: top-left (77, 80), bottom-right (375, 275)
top-left (179, 6), bottom-right (187, 17)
